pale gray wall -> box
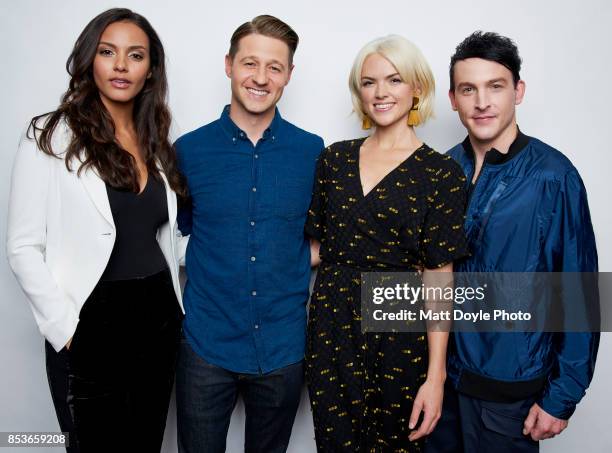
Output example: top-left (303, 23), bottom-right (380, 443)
top-left (1, 0), bottom-right (611, 452)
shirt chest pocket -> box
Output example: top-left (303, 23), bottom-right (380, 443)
top-left (275, 176), bottom-right (312, 218)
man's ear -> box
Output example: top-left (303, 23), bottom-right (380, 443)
top-left (285, 63), bottom-right (295, 85)
top-left (225, 54), bottom-right (233, 78)
top-left (449, 89), bottom-right (458, 111)
top-left (515, 80), bottom-right (526, 106)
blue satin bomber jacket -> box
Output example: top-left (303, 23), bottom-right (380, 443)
top-left (446, 132), bottom-right (599, 419)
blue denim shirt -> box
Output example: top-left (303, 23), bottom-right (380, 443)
top-left (175, 106), bottom-right (324, 373)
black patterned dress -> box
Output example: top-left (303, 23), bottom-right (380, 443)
top-left (305, 138), bottom-right (469, 452)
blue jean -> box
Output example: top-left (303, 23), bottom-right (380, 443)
top-left (176, 335), bottom-right (303, 453)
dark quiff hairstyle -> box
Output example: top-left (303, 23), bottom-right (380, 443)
top-left (449, 31), bottom-right (522, 91)
top-left (228, 15), bottom-right (299, 64)
top-left (29, 8), bottom-right (186, 197)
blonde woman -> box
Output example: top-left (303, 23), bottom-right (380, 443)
top-left (305, 36), bottom-right (468, 451)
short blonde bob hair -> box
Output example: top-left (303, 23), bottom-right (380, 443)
top-left (349, 35), bottom-right (435, 126)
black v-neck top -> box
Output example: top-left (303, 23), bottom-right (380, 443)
top-left (101, 176), bottom-right (169, 281)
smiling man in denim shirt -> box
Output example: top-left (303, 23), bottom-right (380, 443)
top-left (174, 15), bottom-right (323, 453)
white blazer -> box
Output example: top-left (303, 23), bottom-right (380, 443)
top-left (6, 119), bottom-right (186, 352)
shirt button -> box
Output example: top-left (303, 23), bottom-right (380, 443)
top-left (240, 132), bottom-right (245, 137)
top-left (254, 324), bottom-right (259, 329)
top-left (250, 221), bottom-right (255, 226)
top-left (251, 291), bottom-right (257, 296)
top-left (254, 154), bottom-right (259, 159)
top-left (252, 187), bottom-right (257, 192)
top-left (232, 137), bottom-right (236, 142)
top-left (250, 256), bottom-right (256, 262)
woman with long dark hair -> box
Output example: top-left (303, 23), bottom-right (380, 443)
top-left (7, 8), bottom-right (186, 452)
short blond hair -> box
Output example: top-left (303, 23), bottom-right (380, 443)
top-left (349, 35), bottom-right (435, 126)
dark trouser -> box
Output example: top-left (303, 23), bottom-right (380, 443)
top-left (45, 341), bottom-right (79, 453)
top-left (426, 383), bottom-right (539, 453)
top-left (45, 269), bottom-right (182, 453)
top-left (176, 336), bottom-right (303, 453)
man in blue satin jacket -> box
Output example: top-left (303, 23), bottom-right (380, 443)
top-left (426, 32), bottom-right (599, 453)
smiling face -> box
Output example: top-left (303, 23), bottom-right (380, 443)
top-left (359, 53), bottom-right (417, 128)
top-left (92, 21), bottom-right (151, 109)
top-left (449, 57), bottom-right (525, 149)
top-left (225, 33), bottom-right (293, 118)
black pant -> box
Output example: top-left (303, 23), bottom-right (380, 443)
top-left (45, 269), bottom-right (182, 453)
top-left (426, 383), bottom-right (539, 453)
top-left (45, 341), bottom-right (79, 453)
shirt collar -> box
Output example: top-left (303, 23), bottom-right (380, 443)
top-left (219, 104), bottom-right (282, 144)
top-left (462, 126), bottom-right (531, 165)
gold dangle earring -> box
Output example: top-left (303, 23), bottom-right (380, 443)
top-left (407, 96), bottom-right (420, 127)
top-left (362, 116), bottom-right (372, 130)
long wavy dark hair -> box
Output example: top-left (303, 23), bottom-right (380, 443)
top-left (28, 8), bottom-right (186, 197)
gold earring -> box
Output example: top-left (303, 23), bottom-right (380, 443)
top-left (362, 116), bottom-right (372, 130)
top-left (407, 96), bottom-right (420, 127)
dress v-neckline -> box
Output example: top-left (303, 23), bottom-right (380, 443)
top-left (357, 137), bottom-right (424, 198)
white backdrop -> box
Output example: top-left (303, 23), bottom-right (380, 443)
top-left (1, 0), bottom-right (611, 452)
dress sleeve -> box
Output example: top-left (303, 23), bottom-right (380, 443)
top-left (420, 158), bottom-right (470, 268)
top-left (304, 146), bottom-right (329, 241)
